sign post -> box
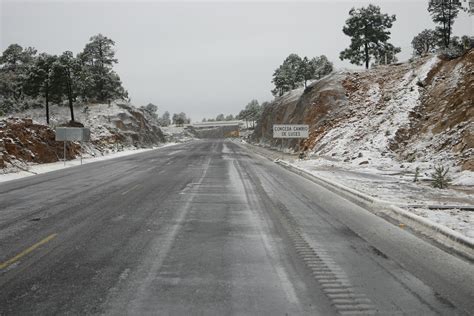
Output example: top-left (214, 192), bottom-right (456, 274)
top-left (55, 127), bottom-right (91, 165)
top-left (273, 124), bottom-right (309, 159)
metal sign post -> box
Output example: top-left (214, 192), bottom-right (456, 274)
top-left (280, 138), bottom-right (283, 160)
top-left (55, 127), bottom-right (91, 166)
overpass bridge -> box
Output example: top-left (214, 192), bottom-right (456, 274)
top-left (188, 121), bottom-right (245, 138)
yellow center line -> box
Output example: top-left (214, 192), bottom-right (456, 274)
top-left (121, 184), bottom-right (140, 195)
top-left (0, 233), bottom-right (57, 270)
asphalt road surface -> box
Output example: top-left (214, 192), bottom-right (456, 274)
top-left (1, 139), bottom-right (473, 315)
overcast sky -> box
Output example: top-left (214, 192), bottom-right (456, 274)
top-left (1, 0), bottom-right (472, 121)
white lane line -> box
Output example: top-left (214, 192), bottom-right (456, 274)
top-left (121, 184), bottom-right (140, 196)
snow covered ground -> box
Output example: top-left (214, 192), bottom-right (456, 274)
top-left (313, 57), bottom-right (444, 168)
top-left (242, 142), bottom-right (474, 240)
top-left (409, 207), bottom-right (473, 239)
top-left (294, 158), bottom-right (474, 239)
top-left (160, 125), bottom-right (195, 143)
top-left (2, 102), bottom-right (145, 140)
top-left (0, 142), bottom-right (179, 184)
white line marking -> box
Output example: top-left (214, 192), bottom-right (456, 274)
top-left (121, 184), bottom-right (140, 195)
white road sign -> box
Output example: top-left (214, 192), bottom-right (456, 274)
top-left (273, 124), bottom-right (309, 139)
top-left (56, 127), bottom-right (90, 141)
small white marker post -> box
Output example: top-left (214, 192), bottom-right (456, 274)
top-left (63, 141), bottom-right (66, 166)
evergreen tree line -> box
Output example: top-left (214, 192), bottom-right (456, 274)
top-left (236, 100), bottom-right (269, 129)
top-left (410, 1), bottom-right (473, 57)
top-left (0, 34), bottom-right (128, 124)
top-left (202, 114), bottom-right (236, 122)
top-left (139, 105), bottom-right (190, 127)
top-left (172, 112), bottom-right (190, 126)
top-left (201, 99), bottom-right (268, 129)
top-left (203, 99), bottom-right (269, 126)
top-left (412, 30), bottom-right (471, 57)
top-left (339, 1), bottom-right (472, 70)
top-left (271, 54), bottom-right (333, 97)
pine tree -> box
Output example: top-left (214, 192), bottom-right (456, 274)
top-left (78, 34), bottom-right (127, 102)
top-left (312, 55), bottom-right (333, 79)
top-left (272, 54), bottom-right (333, 95)
top-left (0, 44), bottom-right (37, 101)
top-left (141, 103), bottom-right (158, 120)
top-left (339, 5), bottom-right (398, 69)
top-left (373, 43), bottom-right (402, 65)
top-left (244, 100), bottom-right (262, 128)
top-left (411, 29), bottom-right (439, 56)
top-left (271, 67), bottom-right (289, 96)
top-left (23, 53), bottom-right (60, 124)
top-left (428, 0), bottom-right (462, 48)
top-left (0, 44), bottom-right (37, 72)
top-left (271, 54), bottom-right (304, 96)
top-left (176, 112), bottom-right (187, 126)
top-left (161, 111), bottom-right (171, 126)
top-left (300, 57), bottom-right (314, 88)
top-left (431, 165), bottom-right (451, 189)
top-left (52, 51), bottom-right (82, 122)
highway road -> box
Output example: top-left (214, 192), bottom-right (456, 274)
top-left (0, 139), bottom-right (473, 315)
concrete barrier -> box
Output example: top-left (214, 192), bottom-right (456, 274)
top-left (276, 160), bottom-right (474, 261)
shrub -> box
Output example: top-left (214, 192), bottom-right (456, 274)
top-left (437, 47), bottom-right (464, 60)
top-left (431, 165), bottom-right (451, 189)
top-left (0, 98), bottom-right (16, 114)
top-left (413, 167), bottom-right (420, 182)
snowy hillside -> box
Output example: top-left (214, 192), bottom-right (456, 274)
top-left (0, 102), bottom-right (167, 172)
top-left (255, 51), bottom-right (473, 184)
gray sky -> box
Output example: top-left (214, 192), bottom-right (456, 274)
top-left (1, 0), bottom-right (472, 121)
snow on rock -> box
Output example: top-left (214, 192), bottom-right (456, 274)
top-left (417, 55), bottom-right (440, 82)
top-left (313, 55), bottom-right (438, 167)
top-left (452, 171), bottom-right (474, 186)
top-left (279, 86), bottom-right (305, 104)
top-left (161, 125), bottom-right (196, 143)
top-left (0, 118), bottom-right (81, 170)
top-left (409, 207), bottom-right (474, 239)
top-left (256, 51), bottom-right (473, 176)
top-left (0, 101), bottom-right (167, 173)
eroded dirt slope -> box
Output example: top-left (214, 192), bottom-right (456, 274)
top-left (254, 50), bottom-right (473, 173)
top-left (0, 102), bottom-right (165, 170)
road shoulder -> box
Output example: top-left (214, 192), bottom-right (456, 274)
top-left (238, 140), bottom-right (474, 262)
